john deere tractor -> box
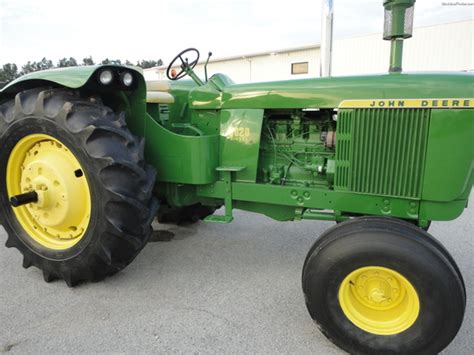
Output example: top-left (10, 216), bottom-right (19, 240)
top-left (0, 0), bottom-right (472, 353)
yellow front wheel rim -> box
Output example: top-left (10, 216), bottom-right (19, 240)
top-left (6, 134), bottom-right (91, 250)
top-left (339, 266), bottom-right (420, 335)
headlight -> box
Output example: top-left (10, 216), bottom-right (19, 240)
top-left (121, 72), bottom-right (133, 87)
top-left (99, 70), bottom-right (113, 85)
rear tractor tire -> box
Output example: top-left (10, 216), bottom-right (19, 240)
top-left (302, 217), bottom-right (465, 354)
top-left (0, 87), bottom-right (157, 286)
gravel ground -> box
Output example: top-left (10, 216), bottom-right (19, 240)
top-left (0, 204), bottom-right (472, 354)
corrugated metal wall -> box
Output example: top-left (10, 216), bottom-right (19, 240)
top-left (197, 49), bottom-right (321, 83)
top-left (332, 20), bottom-right (473, 75)
top-left (145, 20), bottom-right (473, 83)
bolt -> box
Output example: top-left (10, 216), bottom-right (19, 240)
top-left (369, 288), bottom-right (386, 303)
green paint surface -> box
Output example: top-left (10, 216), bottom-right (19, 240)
top-left (219, 109), bottom-right (264, 182)
top-left (1, 66), bottom-right (472, 224)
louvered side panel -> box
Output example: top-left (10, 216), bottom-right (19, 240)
top-left (335, 108), bottom-right (430, 198)
top-left (334, 110), bottom-right (353, 191)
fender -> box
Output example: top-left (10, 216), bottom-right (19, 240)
top-left (0, 65), bottom-right (144, 96)
top-left (0, 65), bottom-right (148, 136)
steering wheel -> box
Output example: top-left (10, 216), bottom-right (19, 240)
top-left (166, 48), bottom-right (200, 80)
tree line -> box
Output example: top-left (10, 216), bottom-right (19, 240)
top-left (0, 57), bottom-right (163, 88)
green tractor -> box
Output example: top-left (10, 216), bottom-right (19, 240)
top-left (0, 0), bottom-right (472, 353)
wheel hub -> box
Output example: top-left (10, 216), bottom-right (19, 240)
top-left (6, 134), bottom-right (91, 249)
top-left (339, 266), bottom-right (420, 335)
top-left (353, 269), bottom-right (403, 309)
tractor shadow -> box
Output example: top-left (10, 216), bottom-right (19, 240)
top-left (149, 221), bottom-right (199, 242)
top-left (149, 230), bottom-right (175, 242)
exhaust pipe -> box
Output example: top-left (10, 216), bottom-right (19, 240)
top-left (320, 0), bottom-right (334, 77)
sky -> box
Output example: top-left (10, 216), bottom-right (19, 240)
top-left (0, 0), bottom-right (473, 67)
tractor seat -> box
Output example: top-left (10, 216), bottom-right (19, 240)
top-left (145, 80), bottom-right (175, 104)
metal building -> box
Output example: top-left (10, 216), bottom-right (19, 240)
top-left (144, 20), bottom-right (473, 83)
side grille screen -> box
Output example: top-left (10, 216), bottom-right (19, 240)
top-left (335, 108), bottom-right (430, 198)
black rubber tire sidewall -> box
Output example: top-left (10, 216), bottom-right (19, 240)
top-left (0, 88), bottom-right (157, 285)
top-left (302, 220), bottom-right (466, 354)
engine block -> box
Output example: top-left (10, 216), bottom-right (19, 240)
top-left (258, 109), bottom-right (336, 188)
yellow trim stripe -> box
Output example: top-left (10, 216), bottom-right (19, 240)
top-left (339, 98), bottom-right (474, 109)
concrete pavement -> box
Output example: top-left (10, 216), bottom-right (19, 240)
top-left (1, 205), bottom-right (472, 354)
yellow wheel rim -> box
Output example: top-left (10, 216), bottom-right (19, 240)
top-left (338, 266), bottom-right (420, 335)
top-left (6, 134), bottom-right (91, 250)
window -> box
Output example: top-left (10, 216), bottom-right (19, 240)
top-left (291, 62), bottom-right (309, 75)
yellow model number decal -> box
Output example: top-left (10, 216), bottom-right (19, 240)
top-left (232, 127), bottom-right (251, 141)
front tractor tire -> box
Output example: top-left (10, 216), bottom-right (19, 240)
top-left (302, 217), bottom-right (465, 354)
top-left (0, 88), bottom-right (157, 286)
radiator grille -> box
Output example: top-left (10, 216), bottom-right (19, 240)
top-left (335, 108), bottom-right (430, 198)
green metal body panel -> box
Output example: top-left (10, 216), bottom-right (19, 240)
top-left (1, 66), bottom-right (472, 226)
top-left (144, 115), bottom-right (219, 184)
top-left (422, 110), bottom-right (473, 201)
top-left (1, 66), bottom-right (99, 92)
top-left (219, 109), bottom-right (264, 182)
top-left (197, 182), bottom-right (419, 220)
top-left (0, 65), bottom-right (149, 138)
top-left (188, 73), bottom-right (473, 109)
top-left (0, 65), bottom-right (139, 94)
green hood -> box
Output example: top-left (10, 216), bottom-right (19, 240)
top-left (189, 72), bottom-right (474, 109)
